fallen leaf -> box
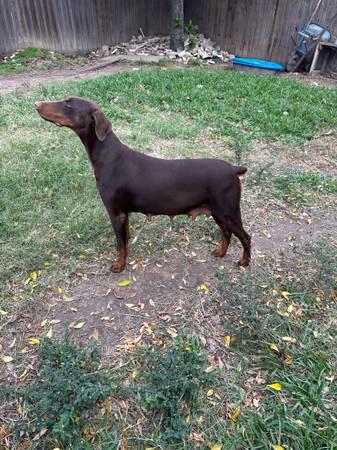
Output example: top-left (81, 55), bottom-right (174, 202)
top-left (32, 427), bottom-right (48, 441)
top-left (57, 287), bottom-right (63, 294)
top-left (70, 321), bottom-right (85, 329)
top-left (46, 328), bottom-right (53, 339)
top-left (49, 319), bottom-right (60, 324)
top-left (205, 366), bottom-right (216, 373)
top-left (149, 299), bottom-right (155, 306)
top-left (199, 334), bottom-right (207, 346)
top-left (62, 294), bottom-right (74, 302)
top-left (19, 369), bottom-right (28, 380)
top-left (0, 309), bottom-right (8, 316)
top-left (31, 271), bottom-right (38, 281)
top-left (225, 335), bottom-right (231, 347)
top-left (2, 356), bottom-right (13, 363)
top-left (262, 229), bottom-right (271, 238)
top-left (267, 383), bottom-right (282, 391)
top-left (269, 343), bottom-right (280, 352)
top-left (207, 389), bottom-right (214, 397)
top-left (210, 444), bottom-right (223, 450)
top-left (230, 405), bottom-right (241, 422)
top-left (272, 445), bottom-right (285, 450)
top-left (132, 369), bottom-right (138, 380)
top-left (283, 354), bottom-right (293, 367)
top-left (166, 327), bottom-right (178, 338)
top-left (41, 319), bottom-right (48, 327)
top-left (29, 338), bottom-right (41, 345)
top-left (198, 283), bottom-right (209, 293)
top-left (118, 279), bottom-right (133, 287)
top-left (9, 336), bottom-right (16, 348)
top-left (282, 336), bottom-right (296, 343)
top-left (281, 291), bottom-right (291, 300)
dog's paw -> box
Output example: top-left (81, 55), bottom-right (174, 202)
top-left (212, 248), bottom-right (225, 258)
top-left (111, 261), bottom-right (125, 273)
top-left (237, 257), bottom-right (250, 267)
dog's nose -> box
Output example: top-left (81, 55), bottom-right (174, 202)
top-left (35, 101), bottom-right (42, 110)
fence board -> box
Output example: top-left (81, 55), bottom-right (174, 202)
top-left (0, 0), bottom-right (336, 62)
top-left (186, 0), bottom-right (337, 63)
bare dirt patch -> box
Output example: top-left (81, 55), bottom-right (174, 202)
top-left (35, 213), bottom-right (336, 356)
top-left (0, 55), bottom-right (165, 94)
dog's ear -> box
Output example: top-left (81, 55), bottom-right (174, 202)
top-left (92, 110), bottom-right (112, 141)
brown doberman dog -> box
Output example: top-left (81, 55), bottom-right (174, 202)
top-left (36, 96), bottom-right (251, 272)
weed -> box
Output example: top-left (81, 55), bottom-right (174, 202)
top-left (2, 334), bottom-right (119, 448)
top-left (135, 335), bottom-right (215, 444)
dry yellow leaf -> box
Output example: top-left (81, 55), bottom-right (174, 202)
top-left (166, 327), bottom-right (178, 338)
top-left (57, 287), bottom-right (63, 294)
top-left (70, 321), bottom-right (85, 329)
top-left (225, 335), bottom-right (231, 347)
top-left (262, 229), bottom-right (271, 238)
top-left (29, 338), bottom-right (41, 345)
top-left (307, 217), bottom-right (312, 225)
top-left (199, 334), bottom-right (207, 346)
top-left (0, 309), bottom-right (8, 316)
top-left (281, 291), bottom-right (291, 300)
top-left (41, 319), bottom-right (48, 327)
top-left (269, 343), bottom-right (280, 352)
top-left (267, 383), bottom-right (282, 391)
top-left (9, 336), bottom-right (16, 348)
top-left (46, 328), bottom-right (53, 339)
top-left (282, 336), bottom-right (296, 343)
top-left (198, 283), bottom-right (209, 293)
top-left (149, 299), bottom-right (155, 306)
top-left (3, 356), bottom-right (13, 363)
top-left (62, 294), bottom-right (74, 302)
top-left (272, 445), bottom-right (285, 450)
top-left (132, 369), bottom-right (138, 380)
top-left (230, 405), bottom-right (241, 422)
top-left (19, 369), bottom-right (28, 380)
top-left (207, 389), bottom-right (214, 397)
top-left (210, 444), bottom-right (223, 450)
top-left (186, 415), bottom-right (191, 424)
top-left (118, 279), bottom-right (133, 287)
top-left (31, 271), bottom-right (38, 281)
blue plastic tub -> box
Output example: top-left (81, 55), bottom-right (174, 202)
top-left (232, 57), bottom-right (285, 73)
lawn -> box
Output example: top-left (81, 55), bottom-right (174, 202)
top-left (0, 68), bottom-right (336, 449)
top-left (0, 47), bottom-right (92, 76)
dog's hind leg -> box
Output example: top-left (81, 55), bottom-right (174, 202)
top-left (212, 214), bottom-right (232, 257)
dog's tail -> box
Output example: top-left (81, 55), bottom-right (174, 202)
top-left (234, 165), bottom-right (247, 176)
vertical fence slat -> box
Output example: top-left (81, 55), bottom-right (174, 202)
top-left (1, 0), bottom-right (337, 61)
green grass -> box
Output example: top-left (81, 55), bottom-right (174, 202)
top-left (0, 47), bottom-right (89, 76)
top-left (1, 68), bottom-right (337, 304)
top-left (213, 242), bottom-right (337, 450)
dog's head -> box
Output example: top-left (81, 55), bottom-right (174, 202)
top-left (35, 96), bottom-right (112, 141)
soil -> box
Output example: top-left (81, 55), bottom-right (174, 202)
top-left (1, 54), bottom-right (337, 94)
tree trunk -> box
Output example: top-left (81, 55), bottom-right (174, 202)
top-left (170, 0), bottom-right (184, 51)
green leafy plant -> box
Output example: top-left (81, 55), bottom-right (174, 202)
top-left (8, 335), bottom-right (119, 447)
top-left (136, 335), bottom-right (215, 444)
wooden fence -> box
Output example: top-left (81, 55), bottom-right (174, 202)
top-left (186, 0), bottom-right (337, 63)
top-left (1, 0), bottom-right (337, 63)
top-left (0, 0), bottom-right (169, 55)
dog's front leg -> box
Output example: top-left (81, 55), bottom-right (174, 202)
top-left (107, 211), bottom-right (129, 273)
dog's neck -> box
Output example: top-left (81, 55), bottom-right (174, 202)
top-left (77, 127), bottom-right (122, 165)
